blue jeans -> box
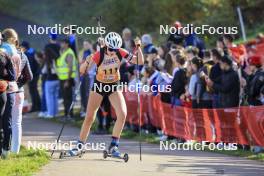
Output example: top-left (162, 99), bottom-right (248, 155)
top-left (212, 94), bottom-right (220, 108)
top-left (3, 93), bottom-right (15, 151)
top-left (45, 80), bottom-right (59, 116)
top-left (41, 80), bottom-right (47, 112)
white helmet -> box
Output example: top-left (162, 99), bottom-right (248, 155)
top-left (104, 32), bottom-right (122, 49)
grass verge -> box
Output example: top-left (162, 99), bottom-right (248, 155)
top-left (121, 129), bottom-right (159, 144)
top-left (205, 147), bottom-right (264, 162)
top-left (0, 146), bottom-right (50, 176)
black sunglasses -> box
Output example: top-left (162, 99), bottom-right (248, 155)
top-left (108, 47), bottom-right (118, 52)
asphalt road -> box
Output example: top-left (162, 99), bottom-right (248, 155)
top-left (21, 113), bottom-right (264, 176)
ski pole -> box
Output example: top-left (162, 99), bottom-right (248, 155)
top-left (96, 15), bottom-right (103, 38)
top-left (51, 76), bottom-right (84, 157)
top-left (134, 43), bottom-right (142, 161)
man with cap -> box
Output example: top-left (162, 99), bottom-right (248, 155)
top-left (206, 55), bottom-right (240, 108)
top-left (247, 55), bottom-right (264, 106)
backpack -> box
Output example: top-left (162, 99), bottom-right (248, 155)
top-left (0, 51), bottom-right (10, 92)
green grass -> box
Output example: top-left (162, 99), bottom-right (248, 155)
top-left (121, 129), bottom-right (159, 144)
top-left (205, 147), bottom-right (264, 162)
top-left (0, 146), bottom-right (50, 176)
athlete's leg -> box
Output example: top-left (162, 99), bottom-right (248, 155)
top-left (79, 91), bottom-right (103, 142)
top-left (109, 91), bottom-right (127, 138)
top-left (107, 91), bottom-right (127, 156)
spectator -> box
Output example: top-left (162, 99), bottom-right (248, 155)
top-left (210, 48), bottom-right (223, 108)
top-left (121, 28), bottom-right (134, 52)
top-left (11, 47), bottom-right (33, 154)
top-left (141, 34), bottom-right (155, 55)
top-left (35, 52), bottom-right (47, 117)
top-left (43, 34), bottom-right (60, 118)
top-left (144, 47), bottom-right (164, 96)
top-left (207, 55), bottom-right (240, 108)
top-left (185, 46), bottom-right (199, 78)
top-left (146, 46), bottom-right (164, 72)
top-left (57, 38), bottom-right (77, 118)
top-left (157, 52), bottom-right (174, 103)
top-left (170, 51), bottom-right (187, 106)
top-left (21, 41), bottom-right (41, 112)
top-left (247, 55), bottom-right (264, 106)
top-left (0, 31), bottom-right (16, 157)
top-left (188, 57), bottom-right (203, 108)
top-left (199, 50), bottom-right (214, 108)
top-left (79, 40), bottom-right (93, 118)
top-left (157, 49), bottom-right (185, 103)
top-left (0, 28), bottom-right (21, 159)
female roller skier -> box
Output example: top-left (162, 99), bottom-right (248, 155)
top-left (70, 32), bottom-right (144, 157)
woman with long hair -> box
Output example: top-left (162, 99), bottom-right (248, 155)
top-left (11, 42), bottom-right (33, 154)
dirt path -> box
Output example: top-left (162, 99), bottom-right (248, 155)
top-left (21, 113), bottom-right (264, 176)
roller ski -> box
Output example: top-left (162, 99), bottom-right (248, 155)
top-left (59, 141), bottom-right (85, 159)
top-left (103, 145), bottom-right (129, 162)
top-left (59, 148), bottom-right (85, 159)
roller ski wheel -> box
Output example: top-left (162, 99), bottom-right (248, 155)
top-left (103, 150), bottom-right (108, 159)
top-left (102, 150), bottom-right (129, 162)
top-left (123, 153), bottom-right (129, 162)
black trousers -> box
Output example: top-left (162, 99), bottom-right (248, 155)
top-left (28, 76), bottom-right (41, 111)
top-left (60, 79), bottom-right (74, 117)
top-left (0, 92), bottom-right (7, 154)
top-left (192, 100), bottom-right (212, 109)
top-left (2, 93), bottom-right (15, 151)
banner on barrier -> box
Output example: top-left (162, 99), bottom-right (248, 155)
top-left (113, 92), bottom-right (264, 146)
